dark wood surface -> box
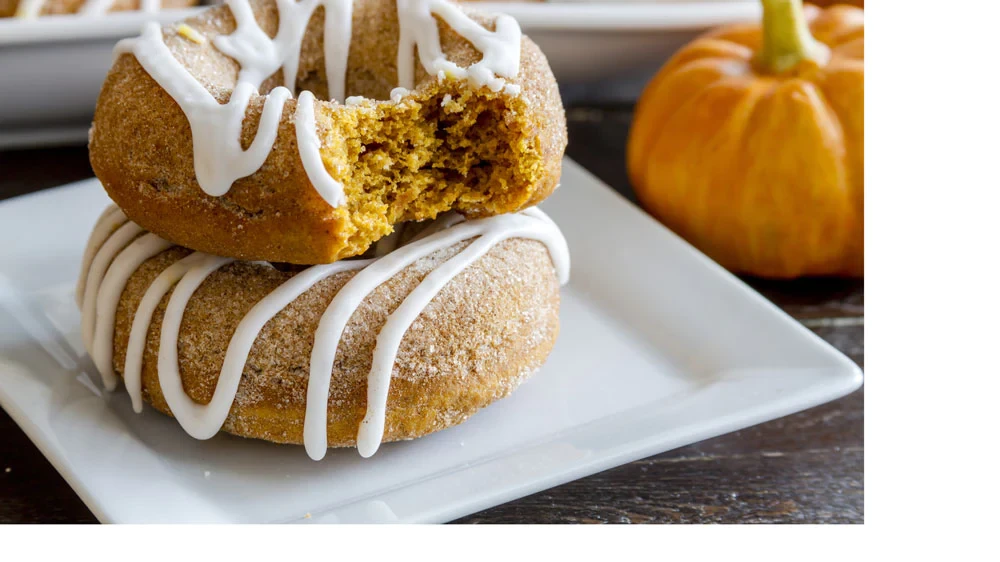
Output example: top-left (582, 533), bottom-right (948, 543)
top-left (0, 105), bottom-right (863, 524)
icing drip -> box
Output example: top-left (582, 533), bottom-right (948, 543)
top-left (160, 257), bottom-right (372, 438)
top-left (351, 214), bottom-right (568, 458)
top-left (112, 0), bottom-right (522, 209)
top-left (295, 91), bottom-right (346, 207)
top-left (212, 0), bottom-right (353, 101)
top-left (124, 252), bottom-right (207, 413)
top-left (215, 0), bottom-right (317, 92)
top-left (156, 255), bottom-right (236, 438)
top-left (396, 0), bottom-right (521, 91)
top-left (80, 205), bottom-right (569, 458)
top-left (117, 0), bottom-right (355, 209)
top-left (81, 221), bottom-right (145, 355)
top-left (92, 232), bottom-right (174, 390)
top-left (76, 206), bottom-right (127, 307)
top-left (116, 24), bottom-right (294, 198)
top-left (322, 0), bottom-right (354, 103)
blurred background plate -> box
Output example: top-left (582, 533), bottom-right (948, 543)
top-left (0, 1), bottom-right (758, 149)
top-left (477, 1), bottom-right (757, 98)
top-left (0, 9), bottom-right (203, 148)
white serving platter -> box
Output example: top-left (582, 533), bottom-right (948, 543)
top-left (0, 158), bottom-right (862, 523)
top-left (0, 1), bottom-right (759, 147)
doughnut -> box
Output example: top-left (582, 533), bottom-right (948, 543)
top-left (89, 0), bottom-right (568, 265)
top-left (2, 0), bottom-right (198, 18)
top-left (78, 204), bottom-right (570, 458)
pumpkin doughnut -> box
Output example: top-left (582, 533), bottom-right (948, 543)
top-left (78, 204), bottom-right (569, 458)
top-left (1, 0), bottom-right (198, 18)
top-left (89, 0), bottom-right (567, 265)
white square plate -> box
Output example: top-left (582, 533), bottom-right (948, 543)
top-left (0, 158), bottom-right (862, 523)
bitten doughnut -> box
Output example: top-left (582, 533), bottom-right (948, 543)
top-left (79, 204), bottom-right (569, 458)
top-left (1, 0), bottom-right (198, 18)
top-left (89, 0), bottom-right (568, 265)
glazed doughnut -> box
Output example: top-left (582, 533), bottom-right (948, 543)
top-left (89, 0), bottom-right (567, 265)
top-left (1, 0), bottom-right (198, 18)
top-left (78, 204), bottom-right (569, 458)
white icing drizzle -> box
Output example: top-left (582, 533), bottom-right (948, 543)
top-left (214, 0), bottom-right (318, 92)
top-left (396, 0), bottom-right (521, 91)
top-left (76, 206), bottom-right (127, 307)
top-left (112, 0), bottom-right (522, 208)
top-left (15, 0), bottom-right (161, 18)
top-left (322, 0), bottom-right (354, 104)
top-left (92, 232), bottom-right (174, 390)
top-left (80, 221), bottom-right (145, 355)
top-left (116, 24), bottom-right (294, 198)
top-left (155, 255), bottom-right (236, 438)
top-left (80, 205), bottom-right (569, 458)
top-left (295, 90), bottom-right (347, 207)
top-left (351, 214), bottom-right (568, 458)
top-left (124, 252), bottom-right (207, 413)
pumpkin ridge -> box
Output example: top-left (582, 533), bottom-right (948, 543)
top-left (808, 77), bottom-right (848, 155)
top-left (641, 75), bottom-right (756, 199)
top-left (729, 80), bottom-right (780, 272)
top-left (629, 60), bottom-right (748, 190)
top-left (645, 78), bottom-right (770, 268)
top-left (757, 79), bottom-right (851, 275)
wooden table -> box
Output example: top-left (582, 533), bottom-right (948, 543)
top-left (0, 105), bottom-right (864, 524)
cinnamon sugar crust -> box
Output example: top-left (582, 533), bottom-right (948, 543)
top-left (105, 229), bottom-right (561, 447)
top-left (89, 0), bottom-right (568, 265)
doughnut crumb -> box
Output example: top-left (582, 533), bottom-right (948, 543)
top-left (318, 82), bottom-right (547, 259)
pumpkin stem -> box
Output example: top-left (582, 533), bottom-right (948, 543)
top-left (757, 0), bottom-right (829, 74)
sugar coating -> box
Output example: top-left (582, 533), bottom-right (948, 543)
top-left (89, 0), bottom-right (568, 265)
top-left (106, 228), bottom-right (562, 447)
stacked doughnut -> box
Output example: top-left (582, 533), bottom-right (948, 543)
top-left (81, 0), bottom-right (569, 458)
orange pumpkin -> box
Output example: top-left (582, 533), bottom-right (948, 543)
top-left (627, 0), bottom-right (864, 278)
